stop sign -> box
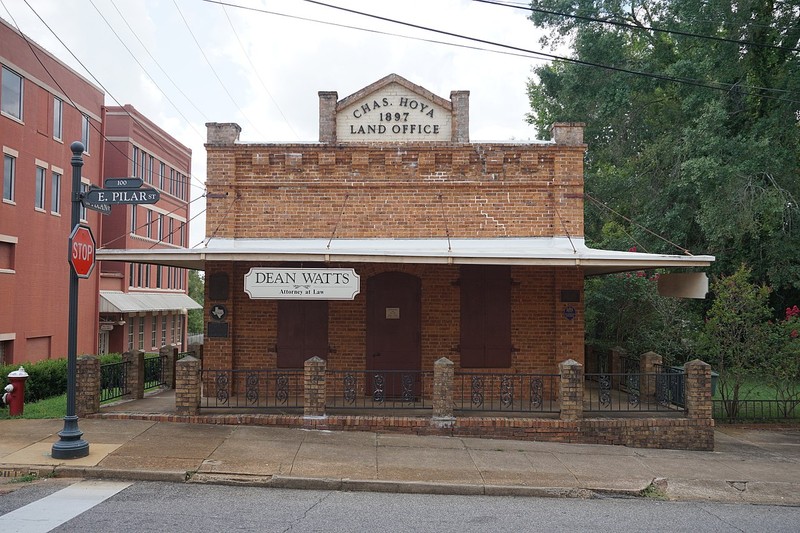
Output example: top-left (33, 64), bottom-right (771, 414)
top-left (69, 224), bottom-right (95, 278)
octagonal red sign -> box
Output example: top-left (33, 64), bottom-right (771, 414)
top-left (69, 224), bottom-right (95, 278)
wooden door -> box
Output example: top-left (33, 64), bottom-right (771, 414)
top-left (366, 272), bottom-right (421, 397)
top-left (277, 300), bottom-right (329, 368)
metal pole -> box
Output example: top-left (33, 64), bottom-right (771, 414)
top-left (52, 141), bottom-right (90, 459)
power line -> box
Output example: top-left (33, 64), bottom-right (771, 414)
top-left (294, 0), bottom-right (798, 105)
top-left (219, 3), bottom-right (301, 141)
top-left (16, 0), bottom-right (207, 193)
top-left (170, 0), bottom-right (266, 139)
top-left (476, 0), bottom-right (800, 53)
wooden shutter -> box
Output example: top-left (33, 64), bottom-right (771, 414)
top-left (277, 300), bottom-right (329, 368)
top-left (459, 265), bottom-right (511, 368)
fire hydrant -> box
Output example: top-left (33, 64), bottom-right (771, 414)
top-left (4, 366), bottom-right (28, 416)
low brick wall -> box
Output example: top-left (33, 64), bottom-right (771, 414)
top-left (91, 412), bottom-right (714, 451)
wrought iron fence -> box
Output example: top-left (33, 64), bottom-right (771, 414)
top-left (100, 361), bottom-right (129, 402)
top-left (584, 371), bottom-right (684, 412)
top-left (144, 355), bottom-right (166, 390)
top-left (454, 373), bottom-right (560, 413)
top-left (713, 399), bottom-right (800, 422)
top-left (328, 370), bottom-right (432, 409)
top-left (200, 369), bottom-right (304, 409)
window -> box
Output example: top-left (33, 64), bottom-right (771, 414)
top-left (138, 317), bottom-right (144, 350)
top-left (128, 316), bottom-right (135, 351)
top-left (51, 171), bottom-right (61, 213)
top-left (161, 315), bottom-right (167, 346)
top-left (35, 166), bottom-right (46, 210)
top-left (79, 183), bottom-right (88, 221)
top-left (151, 316), bottom-right (157, 349)
top-left (159, 162), bottom-right (165, 190)
top-left (131, 205), bottom-right (137, 234)
top-left (171, 315), bottom-right (176, 344)
top-left (158, 214), bottom-right (164, 241)
top-left (168, 218), bottom-right (174, 244)
top-left (146, 210), bottom-right (152, 238)
top-left (156, 266), bottom-right (162, 288)
top-left (129, 264), bottom-right (134, 288)
top-left (132, 147), bottom-right (139, 177)
top-left (3, 154), bottom-right (14, 201)
top-left (0, 238), bottom-right (15, 271)
top-left (53, 97), bottom-right (63, 140)
top-left (147, 155), bottom-right (153, 184)
top-left (1, 67), bottom-right (23, 120)
top-left (81, 114), bottom-right (90, 152)
top-left (459, 265), bottom-right (512, 368)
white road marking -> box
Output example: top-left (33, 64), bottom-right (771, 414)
top-left (0, 479), bottom-right (132, 533)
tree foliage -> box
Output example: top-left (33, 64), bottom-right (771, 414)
top-left (187, 270), bottom-right (204, 335)
top-left (526, 0), bottom-right (800, 309)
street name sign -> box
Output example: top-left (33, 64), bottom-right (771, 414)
top-left (68, 224), bottom-right (95, 278)
top-left (83, 187), bottom-right (160, 205)
top-left (104, 177), bottom-right (144, 189)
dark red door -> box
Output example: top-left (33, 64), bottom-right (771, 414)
top-left (277, 300), bottom-right (329, 368)
top-left (366, 272), bottom-right (421, 397)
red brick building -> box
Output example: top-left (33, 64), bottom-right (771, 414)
top-left (98, 105), bottom-right (200, 355)
top-left (100, 74), bottom-right (713, 379)
top-left (0, 18), bottom-right (103, 363)
top-left (0, 19), bottom-right (199, 364)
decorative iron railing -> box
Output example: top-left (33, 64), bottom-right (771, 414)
top-left (713, 399), bottom-right (800, 421)
top-left (200, 369), bottom-right (304, 409)
top-left (454, 373), bottom-right (560, 413)
top-left (584, 371), bottom-right (684, 412)
top-left (100, 361), bottom-right (130, 402)
top-left (328, 370), bottom-right (432, 409)
top-left (144, 355), bottom-right (167, 390)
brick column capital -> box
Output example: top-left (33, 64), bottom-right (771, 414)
top-left (432, 357), bottom-right (455, 423)
top-left (559, 359), bottom-right (584, 420)
top-left (175, 355), bottom-right (201, 416)
top-left (304, 356), bottom-right (327, 417)
top-left (685, 359), bottom-right (713, 420)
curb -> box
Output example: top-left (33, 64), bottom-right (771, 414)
top-left (54, 466), bottom-right (189, 483)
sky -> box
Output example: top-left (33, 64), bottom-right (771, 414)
top-left (1, 0), bottom-right (555, 247)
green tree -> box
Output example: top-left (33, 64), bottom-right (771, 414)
top-left (526, 0), bottom-right (800, 307)
top-left (765, 305), bottom-right (800, 416)
top-left (187, 270), bottom-right (204, 335)
top-left (699, 265), bottom-right (771, 416)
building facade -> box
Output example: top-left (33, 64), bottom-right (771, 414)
top-left (0, 18), bottom-right (103, 364)
top-left (0, 18), bottom-right (199, 365)
top-left (99, 105), bottom-right (199, 355)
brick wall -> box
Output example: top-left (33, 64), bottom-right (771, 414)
top-left (204, 142), bottom-right (585, 240)
top-left (203, 261), bottom-right (584, 375)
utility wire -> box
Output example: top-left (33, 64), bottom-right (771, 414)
top-left (295, 0), bottom-right (799, 105)
top-left (476, 0), bottom-right (800, 53)
top-left (171, 0), bottom-right (266, 139)
top-left (219, 3), bottom-right (301, 141)
top-left (15, 0), bottom-right (207, 193)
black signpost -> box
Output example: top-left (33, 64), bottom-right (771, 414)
top-left (52, 149), bottom-right (160, 460)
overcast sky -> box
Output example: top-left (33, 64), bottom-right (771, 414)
top-left (2, 0), bottom-right (553, 247)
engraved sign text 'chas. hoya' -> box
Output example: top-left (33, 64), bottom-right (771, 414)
top-left (244, 268), bottom-right (360, 300)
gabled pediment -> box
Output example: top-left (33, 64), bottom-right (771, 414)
top-left (336, 73), bottom-right (452, 111)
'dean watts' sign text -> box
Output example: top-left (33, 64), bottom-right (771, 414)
top-left (244, 268), bottom-right (361, 300)
top-left (337, 84), bottom-right (451, 142)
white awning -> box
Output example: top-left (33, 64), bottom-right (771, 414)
top-left (99, 291), bottom-right (202, 314)
top-left (96, 237), bottom-right (713, 276)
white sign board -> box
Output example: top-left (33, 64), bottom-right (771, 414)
top-left (244, 268), bottom-right (361, 300)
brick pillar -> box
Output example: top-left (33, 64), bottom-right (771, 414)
top-left (304, 356), bottom-right (326, 417)
top-left (318, 91), bottom-right (338, 143)
top-left (684, 359), bottom-right (712, 420)
top-left (432, 357), bottom-right (454, 422)
top-left (175, 355), bottom-right (201, 416)
top-left (123, 350), bottom-right (145, 400)
top-left (450, 90), bottom-right (470, 142)
top-left (76, 355), bottom-right (100, 417)
top-left (160, 345), bottom-right (176, 389)
top-left (559, 359), bottom-right (584, 421)
top-left (639, 351), bottom-right (663, 400)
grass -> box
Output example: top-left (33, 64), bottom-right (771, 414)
top-left (0, 393), bottom-right (66, 420)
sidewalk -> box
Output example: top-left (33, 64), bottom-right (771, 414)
top-left (1, 392), bottom-right (799, 505)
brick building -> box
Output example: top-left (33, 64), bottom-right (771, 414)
top-left (0, 18), bottom-right (199, 364)
top-left (100, 74), bottom-right (713, 380)
top-left (0, 18), bottom-right (103, 363)
top-left (98, 105), bottom-right (200, 355)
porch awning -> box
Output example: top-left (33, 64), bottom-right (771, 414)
top-left (96, 237), bottom-right (713, 276)
top-left (99, 291), bottom-right (202, 314)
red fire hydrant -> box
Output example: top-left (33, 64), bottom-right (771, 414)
top-left (4, 366), bottom-right (29, 416)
